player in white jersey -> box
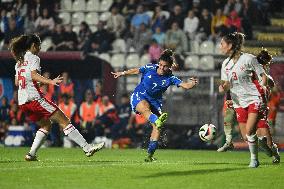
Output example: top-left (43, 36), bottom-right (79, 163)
top-left (219, 32), bottom-right (266, 168)
top-left (10, 34), bottom-right (104, 161)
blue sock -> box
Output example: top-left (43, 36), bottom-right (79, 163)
top-left (147, 140), bottom-right (158, 155)
top-left (149, 114), bottom-right (158, 124)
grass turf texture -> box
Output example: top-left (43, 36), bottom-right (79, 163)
top-left (0, 148), bottom-right (282, 189)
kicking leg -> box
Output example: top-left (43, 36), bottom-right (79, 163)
top-left (50, 109), bottom-right (104, 157)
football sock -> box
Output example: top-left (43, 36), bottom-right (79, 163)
top-left (258, 136), bottom-right (272, 157)
top-left (29, 128), bottom-right (48, 156)
top-left (147, 140), bottom-right (158, 155)
top-left (149, 114), bottom-right (158, 124)
top-left (224, 124), bottom-right (233, 144)
top-left (63, 124), bottom-right (90, 152)
top-left (247, 134), bottom-right (258, 160)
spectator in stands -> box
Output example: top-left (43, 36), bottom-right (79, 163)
top-left (24, 9), bottom-right (37, 34)
top-left (85, 21), bottom-right (114, 54)
top-left (223, 0), bottom-right (235, 16)
top-left (164, 21), bottom-right (188, 54)
top-left (9, 103), bottom-right (25, 125)
top-left (50, 24), bottom-right (67, 51)
top-left (211, 8), bottom-right (227, 40)
top-left (3, 8), bottom-right (24, 33)
top-left (94, 80), bottom-right (103, 104)
top-left (191, 0), bottom-right (202, 18)
top-left (107, 6), bottom-right (126, 38)
top-left (9, 90), bottom-right (18, 106)
top-left (58, 93), bottom-right (77, 121)
top-left (0, 96), bottom-right (10, 124)
top-left (78, 21), bottom-right (92, 50)
top-left (98, 96), bottom-right (115, 117)
top-left (13, 0), bottom-right (27, 17)
top-left (183, 10), bottom-right (199, 41)
top-left (122, 0), bottom-right (138, 23)
top-left (63, 24), bottom-right (78, 51)
top-left (35, 8), bottom-right (55, 38)
top-left (3, 19), bottom-right (23, 50)
top-left (166, 4), bottom-right (184, 30)
top-left (0, 9), bottom-right (7, 33)
top-left (59, 72), bottom-right (74, 102)
top-left (79, 89), bottom-right (99, 142)
top-left (211, 0), bottom-right (225, 13)
top-left (126, 23), bottom-right (152, 55)
top-left (110, 0), bottom-right (126, 13)
top-left (148, 39), bottom-right (162, 64)
top-left (225, 10), bottom-right (241, 33)
top-left (152, 26), bottom-right (165, 46)
top-left (111, 93), bottom-right (133, 139)
top-left (130, 4), bottom-right (150, 30)
top-left (40, 72), bottom-right (54, 101)
top-left (151, 5), bottom-right (167, 32)
top-left (241, 0), bottom-right (257, 40)
top-left (195, 8), bottom-right (212, 42)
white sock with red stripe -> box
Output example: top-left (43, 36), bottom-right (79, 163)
top-left (63, 124), bottom-right (90, 152)
top-left (247, 134), bottom-right (258, 160)
top-left (29, 128), bottom-right (48, 156)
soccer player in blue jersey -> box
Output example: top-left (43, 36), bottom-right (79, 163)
top-left (111, 49), bottom-right (198, 161)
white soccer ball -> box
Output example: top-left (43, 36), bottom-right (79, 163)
top-left (199, 124), bottom-right (216, 142)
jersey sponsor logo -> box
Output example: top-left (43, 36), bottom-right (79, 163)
top-left (148, 75), bottom-right (152, 79)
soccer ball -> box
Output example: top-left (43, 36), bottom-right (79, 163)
top-left (199, 124), bottom-right (216, 142)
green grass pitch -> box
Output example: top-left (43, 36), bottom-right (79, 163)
top-left (0, 148), bottom-right (282, 189)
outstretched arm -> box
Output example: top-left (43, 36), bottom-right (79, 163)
top-left (31, 70), bottom-right (63, 86)
top-left (179, 77), bottom-right (198, 89)
top-left (111, 68), bottom-right (140, 78)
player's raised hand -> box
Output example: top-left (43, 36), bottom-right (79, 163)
top-left (111, 71), bottom-right (124, 78)
top-left (50, 75), bottom-right (63, 86)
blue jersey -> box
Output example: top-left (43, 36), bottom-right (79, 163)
top-left (130, 63), bottom-right (182, 114)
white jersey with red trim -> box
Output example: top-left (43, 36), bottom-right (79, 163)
top-left (221, 53), bottom-right (265, 108)
top-left (15, 51), bottom-right (43, 105)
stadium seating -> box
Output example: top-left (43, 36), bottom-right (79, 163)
top-left (140, 53), bottom-right (150, 66)
top-left (161, 11), bottom-right (170, 19)
top-left (41, 38), bottom-right (53, 52)
top-left (190, 40), bottom-right (199, 53)
top-left (199, 40), bottom-right (214, 54)
top-left (85, 12), bottom-right (99, 25)
top-left (184, 55), bottom-right (199, 70)
top-left (146, 11), bottom-right (154, 18)
top-left (126, 53), bottom-right (140, 68)
top-left (99, 53), bottom-right (111, 62)
top-left (90, 25), bottom-right (98, 32)
top-left (99, 0), bottom-right (113, 12)
top-left (199, 55), bottom-right (215, 71)
top-left (59, 12), bottom-right (71, 25)
top-left (61, 0), bottom-right (72, 11)
top-left (86, 0), bottom-right (100, 11)
top-left (99, 12), bottom-right (111, 22)
top-left (214, 43), bottom-right (222, 54)
top-left (110, 53), bottom-right (125, 69)
top-left (72, 0), bottom-right (86, 11)
top-left (112, 38), bottom-right (126, 53)
top-left (72, 25), bottom-right (80, 34)
top-left (72, 12), bottom-right (85, 25)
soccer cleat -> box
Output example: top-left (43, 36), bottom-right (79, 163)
top-left (144, 154), bottom-right (157, 162)
top-left (217, 142), bottom-right (234, 152)
top-left (85, 142), bottom-right (105, 157)
top-left (271, 144), bottom-right (280, 164)
top-left (25, 153), bottom-right (38, 161)
top-left (155, 113), bottom-right (168, 130)
top-left (248, 159), bottom-right (260, 168)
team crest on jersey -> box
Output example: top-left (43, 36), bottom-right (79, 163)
top-left (0, 79), bottom-right (3, 99)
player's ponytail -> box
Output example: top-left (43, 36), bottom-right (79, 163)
top-left (159, 49), bottom-right (177, 68)
top-left (9, 34), bottom-right (41, 62)
top-left (257, 48), bottom-right (272, 66)
top-left (223, 32), bottom-right (245, 64)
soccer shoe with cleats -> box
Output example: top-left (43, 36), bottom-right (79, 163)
top-left (85, 142), bottom-right (105, 157)
top-left (155, 113), bottom-right (168, 130)
top-left (271, 144), bottom-right (280, 164)
top-left (144, 154), bottom-right (157, 162)
top-left (25, 153), bottom-right (38, 161)
top-left (217, 142), bottom-right (234, 152)
top-left (248, 159), bottom-right (260, 168)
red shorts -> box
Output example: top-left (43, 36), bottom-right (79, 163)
top-left (19, 98), bottom-right (58, 122)
top-left (235, 102), bottom-right (269, 129)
